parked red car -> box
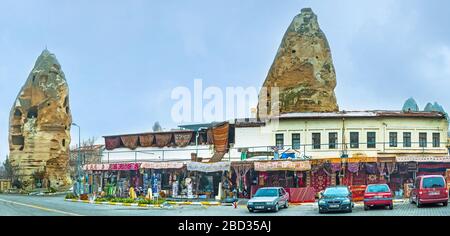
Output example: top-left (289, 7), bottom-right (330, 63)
top-left (363, 184), bottom-right (393, 210)
top-left (410, 175), bottom-right (449, 208)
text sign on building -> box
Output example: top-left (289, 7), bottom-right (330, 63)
top-left (254, 161), bottom-right (311, 172)
top-left (396, 156), bottom-right (450, 163)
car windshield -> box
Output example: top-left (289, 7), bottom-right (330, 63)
top-left (254, 189), bottom-right (278, 197)
top-left (422, 177), bottom-right (445, 188)
top-left (367, 185), bottom-right (390, 193)
top-left (323, 187), bottom-right (349, 197)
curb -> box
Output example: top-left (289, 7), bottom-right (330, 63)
top-left (65, 199), bottom-right (161, 208)
top-left (65, 199), bottom-right (221, 207)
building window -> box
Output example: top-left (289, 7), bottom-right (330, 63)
top-left (350, 132), bottom-right (359, 149)
top-left (292, 133), bottom-right (301, 149)
top-left (367, 132), bottom-right (376, 148)
top-left (312, 133), bottom-right (321, 149)
top-left (389, 132), bottom-right (398, 147)
top-left (403, 132), bottom-right (411, 147)
top-left (433, 133), bottom-right (440, 148)
top-left (329, 132), bottom-right (338, 149)
top-left (419, 133), bottom-right (427, 148)
top-left (275, 134), bottom-right (284, 148)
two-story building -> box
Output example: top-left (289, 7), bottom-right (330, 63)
top-left (82, 110), bottom-right (450, 201)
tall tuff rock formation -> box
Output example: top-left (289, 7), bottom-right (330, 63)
top-left (8, 49), bottom-right (72, 190)
top-left (258, 8), bottom-right (338, 118)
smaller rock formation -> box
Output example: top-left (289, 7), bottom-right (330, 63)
top-left (402, 97), bottom-right (419, 112)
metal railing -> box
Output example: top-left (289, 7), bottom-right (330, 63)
top-left (99, 140), bottom-right (449, 164)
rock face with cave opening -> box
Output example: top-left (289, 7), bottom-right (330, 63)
top-left (8, 49), bottom-right (72, 190)
top-left (258, 8), bottom-right (339, 118)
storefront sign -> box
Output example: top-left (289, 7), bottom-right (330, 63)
top-left (82, 164), bottom-right (110, 171)
top-left (187, 162), bottom-right (231, 173)
top-left (312, 157), bottom-right (377, 164)
top-left (254, 161), bottom-right (311, 172)
top-left (396, 156), bottom-right (450, 163)
top-left (140, 162), bottom-right (185, 169)
top-left (109, 163), bottom-right (141, 171)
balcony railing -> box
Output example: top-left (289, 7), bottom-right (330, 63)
top-left (100, 140), bottom-right (449, 163)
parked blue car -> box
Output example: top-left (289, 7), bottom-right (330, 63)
top-left (318, 186), bottom-right (354, 214)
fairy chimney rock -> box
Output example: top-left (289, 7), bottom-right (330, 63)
top-left (8, 49), bottom-right (72, 190)
top-left (258, 8), bottom-right (339, 118)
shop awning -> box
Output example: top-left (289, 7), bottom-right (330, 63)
top-left (83, 164), bottom-right (110, 171)
top-left (254, 160), bottom-right (311, 172)
top-left (140, 162), bottom-right (185, 169)
top-left (187, 161), bottom-right (231, 172)
top-left (396, 156), bottom-right (450, 163)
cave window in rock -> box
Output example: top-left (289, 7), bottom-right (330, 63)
top-left (27, 106), bottom-right (38, 119)
top-left (62, 139), bottom-right (66, 147)
top-left (14, 108), bottom-right (22, 117)
top-left (63, 96), bottom-right (68, 107)
top-left (12, 135), bottom-right (25, 146)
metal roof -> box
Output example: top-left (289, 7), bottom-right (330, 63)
top-left (278, 110), bottom-right (445, 119)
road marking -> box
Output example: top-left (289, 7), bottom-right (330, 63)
top-left (0, 197), bottom-right (83, 216)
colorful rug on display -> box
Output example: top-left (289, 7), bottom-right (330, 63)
top-left (286, 187), bottom-right (316, 203)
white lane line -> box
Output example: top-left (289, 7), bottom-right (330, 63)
top-left (0, 197), bottom-right (83, 216)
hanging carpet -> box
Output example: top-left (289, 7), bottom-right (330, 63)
top-left (174, 132), bottom-right (193, 147)
top-left (139, 134), bottom-right (154, 147)
top-left (105, 137), bottom-right (121, 150)
top-left (208, 122), bottom-right (230, 163)
top-left (155, 133), bottom-right (173, 147)
top-left (121, 135), bottom-right (139, 150)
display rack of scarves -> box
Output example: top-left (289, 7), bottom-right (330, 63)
top-left (377, 162), bottom-right (386, 176)
top-left (331, 163), bottom-right (341, 173)
top-left (347, 162), bottom-right (360, 173)
top-left (364, 163), bottom-right (378, 175)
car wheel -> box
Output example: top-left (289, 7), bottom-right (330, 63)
top-left (443, 202), bottom-right (448, 207)
top-left (364, 205), bottom-right (369, 211)
top-left (274, 203), bottom-right (279, 212)
top-left (284, 201), bottom-right (289, 209)
top-left (248, 209), bottom-right (254, 213)
top-left (416, 198), bottom-right (422, 208)
top-left (318, 209), bottom-right (324, 214)
top-left (389, 204), bottom-right (394, 210)
top-left (348, 207), bottom-right (352, 213)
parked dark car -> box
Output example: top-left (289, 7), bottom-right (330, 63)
top-left (410, 175), bottom-right (449, 208)
top-left (247, 187), bottom-right (289, 212)
top-left (318, 186), bottom-right (354, 214)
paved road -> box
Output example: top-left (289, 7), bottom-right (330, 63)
top-left (1, 194), bottom-right (449, 216)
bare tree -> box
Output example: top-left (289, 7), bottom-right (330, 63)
top-left (69, 137), bottom-right (103, 179)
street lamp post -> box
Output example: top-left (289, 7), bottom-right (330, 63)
top-left (72, 123), bottom-right (81, 194)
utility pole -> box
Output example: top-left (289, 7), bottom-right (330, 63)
top-left (72, 123), bottom-right (81, 194)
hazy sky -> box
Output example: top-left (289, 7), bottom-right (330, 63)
top-left (1, 0), bottom-right (450, 162)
